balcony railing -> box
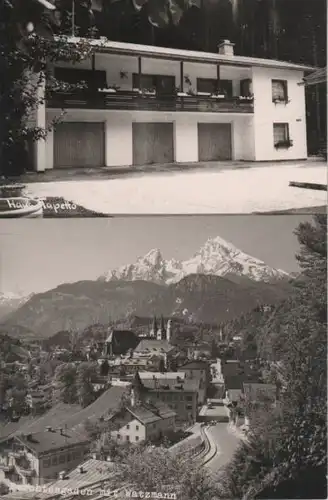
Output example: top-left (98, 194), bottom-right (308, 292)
top-left (47, 90), bottom-right (254, 114)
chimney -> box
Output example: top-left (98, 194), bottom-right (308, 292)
top-left (218, 40), bottom-right (235, 56)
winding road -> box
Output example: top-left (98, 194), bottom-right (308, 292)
top-left (202, 423), bottom-right (241, 477)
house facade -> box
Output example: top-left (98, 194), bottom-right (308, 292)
top-left (33, 37), bottom-right (314, 171)
top-left (0, 429), bottom-right (90, 486)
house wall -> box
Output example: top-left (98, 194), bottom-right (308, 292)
top-left (252, 67), bottom-right (307, 160)
top-left (45, 109), bottom-right (255, 169)
top-left (111, 417), bottom-right (146, 444)
top-left (38, 443), bottom-right (89, 484)
top-left (147, 390), bottom-right (197, 424)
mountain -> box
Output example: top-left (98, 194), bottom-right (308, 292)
top-left (2, 274), bottom-right (292, 340)
top-left (99, 236), bottom-right (289, 285)
top-left (0, 292), bottom-right (33, 321)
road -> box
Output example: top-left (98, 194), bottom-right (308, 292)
top-left (204, 423), bottom-right (241, 477)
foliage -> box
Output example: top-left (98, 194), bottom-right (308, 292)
top-left (54, 362), bottom-right (78, 403)
top-left (112, 445), bottom-right (221, 500)
top-left (76, 361), bottom-right (98, 407)
top-left (221, 215), bottom-right (327, 499)
top-left (0, 0), bottom-right (93, 177)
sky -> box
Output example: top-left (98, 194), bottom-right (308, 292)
top-left (0, 215), bottom-right (312, 295)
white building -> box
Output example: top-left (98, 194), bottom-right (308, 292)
top-left (34, 37), bottom-right (315, 171)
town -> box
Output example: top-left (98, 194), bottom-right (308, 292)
top-left (0, 309), bottom-right (279, 499)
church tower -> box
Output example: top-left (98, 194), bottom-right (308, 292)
top-left (150, 316), bottom-right (158, 338)
top-left (166, 319), bottom-right (172, 342)
top-left (157, 315), bottom-right (166, 340)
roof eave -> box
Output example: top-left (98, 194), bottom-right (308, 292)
top-left (55, 36), bottom-right (316, 72)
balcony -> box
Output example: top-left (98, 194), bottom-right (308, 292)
top-left (47, 90), bottom-right (254, 114)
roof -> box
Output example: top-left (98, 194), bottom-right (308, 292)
top-left (302, 67), bottom-right (326, 86)
top-left (47, 458), bottom-right (115, 492)
top-left (62, 36), bottom-right (316, 72)
top-left (139, 371), bottom-right (186, 380)
top-left (15, 429), bottom-right (89, 455)
top-left (126, 402), bottom-right (176, 425)
top-left (0, 403), bottom-right (81, 442)
top-left (141, 377), bottom-right (199, 393)
top-left (134, 339), bottom-right (174, 354)
top-left (180, 361), bottom-right (208, 370)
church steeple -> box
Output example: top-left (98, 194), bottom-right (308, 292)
top-left (159, 315), bottom-right (166, 339)
top-left (150, 316), bottom-right (158, 338)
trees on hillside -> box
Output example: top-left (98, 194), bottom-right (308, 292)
top-left (221, 215), bottom-right (327, 499)
top-left (112, 445), bottom-right (220, 500)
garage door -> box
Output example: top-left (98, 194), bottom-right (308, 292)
top-left (133, 123), bottom-right (174, 165)
top-left (198, 123), bottom-right (232, 161)
top-left (54, 122), bottom-right (105, 167)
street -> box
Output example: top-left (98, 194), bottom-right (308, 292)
top-left (204, 423), bottom-right (241, 476)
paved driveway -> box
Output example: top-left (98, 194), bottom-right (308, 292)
top-left (26, 162), bottom-right (327, 214)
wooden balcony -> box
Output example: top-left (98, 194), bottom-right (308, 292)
top-left (47, 90), bottom-right (254, 114)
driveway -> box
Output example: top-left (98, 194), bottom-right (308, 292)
top-left (25, 162), bottom-right (327, 214)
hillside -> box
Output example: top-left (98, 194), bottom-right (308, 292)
top-left (2, 274), bottom-right (292, 340)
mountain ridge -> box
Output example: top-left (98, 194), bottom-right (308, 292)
top-left (99, 236), bottom-right (289, 285)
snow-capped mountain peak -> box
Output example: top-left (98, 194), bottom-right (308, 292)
top-left (0, 292), bottom-right (34, 320)
top-left (99, 236), bottom-right (289, 285)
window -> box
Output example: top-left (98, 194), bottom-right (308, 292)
top-left (43, 459), bottom-right (51, 468)
top-left (51, 456), bottom-right (58, 466)
top-left (186, 396), bottom-right (193, 402)
top-left (54, 68), bottom-right (107, 90)
top-left (132, 74), bottom-right (175, 94)
top-left (126, 424), bottom-right (130, 430)
top-left (67, 453), bottom-right (72, 462)
top-left (197, 78), bottom-right (232, 96)
top-left (59, 454), bottom-right (66, 464)
top-left (117, 434), bottom-right (121, 439)
top-left (136, 425), bottom-right (139, 431)
top-left (135, 436), bottom-right (139, 442)
top-left (186, 405), bottom-right (193, 410)
top-left (126, 435), bottom-right (130, 441)
top-left (272, 80), bottom-right (288, 102)
top-left (273, 123), bottom-right (291, 147)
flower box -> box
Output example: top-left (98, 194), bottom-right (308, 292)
top-left (98, 88), bottom-right (117, 93)
top-left (197, 92), bottom-right (211, 96)
top-left (274, 139), bottom-right (293, 149)
top-left (177, 92), bottom-right (188, 97)
top-left (210, 94), bottom-right (225, 99)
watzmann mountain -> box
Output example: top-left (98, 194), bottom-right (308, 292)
top-left (99, 236), bottom-right (289, 285)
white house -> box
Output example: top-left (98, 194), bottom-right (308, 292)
top-left (34, 37), bottom-right (315, 171)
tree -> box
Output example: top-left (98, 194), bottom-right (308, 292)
top-left (54, 362), bottom-right (78, 404)
top-left (221, 215), bottom-right (327, 499)
top-left (76, 361), bottom-right (98, 407)
top-left (112, 445), bottom-right (221, 500)
top-left (0, 0), bottom-right (93, 177)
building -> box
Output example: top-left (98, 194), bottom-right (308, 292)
top-left (179, 360), bottom-right (210, 404)
top-left (109, 399), bottom-right (176, 444)
top-left (101, 329), bottom-right (139, 357)
top-left (132, 371), bottom-right (198, 424)
top-left (0, 428), bottom-right (90, 486)
top-left (32, 37), bottom-right (315, 172)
